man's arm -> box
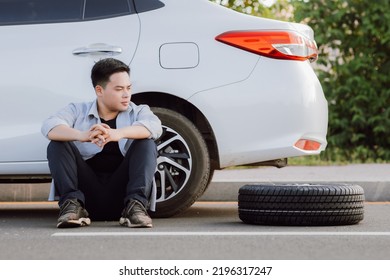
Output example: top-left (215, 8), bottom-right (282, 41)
top-left (131, 105), bottom-right (163, 140)
top-left (47, 125), bottom-right (88, 142)
top-left (48, 124), bottom-right (110, 147)
top-left (104, 125), bottom-right (151, 143)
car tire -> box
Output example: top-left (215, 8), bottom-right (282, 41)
top-left (238, 183), bottom-right (365, 226)
top-left (151, 107), bottom-right (211, 218)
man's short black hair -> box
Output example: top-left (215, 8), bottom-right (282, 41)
top-left (91, 58), bottom-right (130, 88)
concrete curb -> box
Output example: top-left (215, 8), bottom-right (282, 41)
top-left (1, 164), bottom-right (389, 202)
top-left (0, 183), bottom-right (50, 202)
top-left (201, 164), bottom-right (390, 202)
top-left (200, 181), bottom-right (390, 202)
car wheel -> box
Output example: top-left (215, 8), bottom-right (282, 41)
top-left (238, 183), bottom-right (365, 226)
top-left (151, 107), bottom-right (211, 218)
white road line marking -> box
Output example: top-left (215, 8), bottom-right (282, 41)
top-left (52, 231), bottom-right (390, 237)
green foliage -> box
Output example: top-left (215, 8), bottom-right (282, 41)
top-left (292, 0), bottom-right (390, 162)
top-left (211, 0), bottom-right (293, 20)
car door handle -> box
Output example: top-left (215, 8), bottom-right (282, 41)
top-left (72, 44), bottom-right (122, 56)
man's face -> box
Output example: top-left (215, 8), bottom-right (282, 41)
top-left (96, 71), bottom-right (131, 114)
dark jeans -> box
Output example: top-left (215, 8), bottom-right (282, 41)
top-left (47, 139), bottom-right (157, 221)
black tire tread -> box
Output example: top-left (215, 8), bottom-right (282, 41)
top-left (238, 183), bottom-right (365, 226)
top-left (151, 107), bottom-right (210, 218)
top-left (239, 209), bottom-right (364, 226)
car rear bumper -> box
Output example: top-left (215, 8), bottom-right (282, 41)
top-left (189, 57), bottom-right (328, 168)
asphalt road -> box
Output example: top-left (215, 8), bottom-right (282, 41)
top-left (0, 201), bottom-right (389, 260)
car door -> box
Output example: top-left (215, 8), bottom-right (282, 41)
top-left (0, 0), bottom-right (140, 174)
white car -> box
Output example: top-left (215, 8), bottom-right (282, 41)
top-left (0, 0), bottom-right (328, 217)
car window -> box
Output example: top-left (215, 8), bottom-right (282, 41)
top-left (84, 0), bottom-right (131, 20)
top-left (134, 0), bottom-right (165, 13)
top-left (0, 0), bottom-right (83, 25)
top-left (0, 0), bottom-right (133, 26)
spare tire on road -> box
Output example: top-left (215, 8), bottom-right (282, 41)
top-left (238, 183), bottom-right (364, 226)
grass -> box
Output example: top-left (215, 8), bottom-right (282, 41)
top-left (227, 154), bottom-right (387, 169)
top-left (287, 155), bottom-right (388, 166)
top-left (227, 155), bottom-right (340, 169)
top-left (287, 155), bottom-right (342, 166)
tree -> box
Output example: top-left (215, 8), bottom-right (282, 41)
top-left (211, 0), bottom-right (292, 20)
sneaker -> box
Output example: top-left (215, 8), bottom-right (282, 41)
top-left (57, 198), bottom-right (91, 228)
top-left (119, 200), bottom-right (153, 228)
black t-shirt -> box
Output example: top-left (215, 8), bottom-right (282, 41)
top-left (86, 117), bottom-right (124, 173)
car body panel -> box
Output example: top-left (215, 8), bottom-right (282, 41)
top-left (189, 56), bottom-right (328, 167)
top-left (0, 0), bottom-right (327, 177)
top-left (0, 15), bottom-right (140, 166)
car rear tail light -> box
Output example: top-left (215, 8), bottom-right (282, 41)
top-left (215, 30), bottom-right (318, 62)
top-left (294, 139), bottom-right (321, 151)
